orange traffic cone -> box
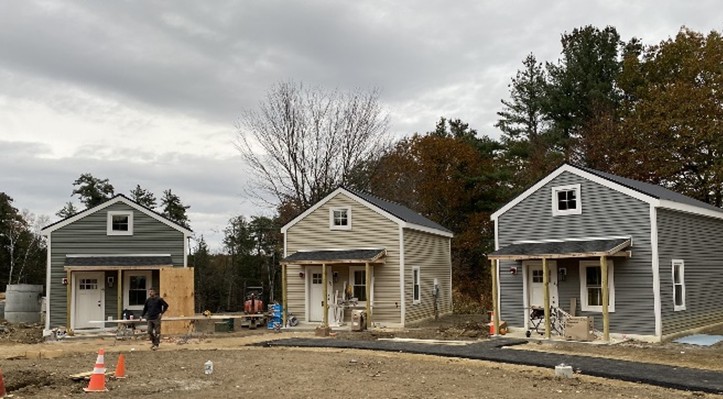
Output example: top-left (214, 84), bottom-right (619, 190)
top-left (0, 367), bottom-right (7, 397)
top-left (114, 353), bottom-right (126, 379)
top-left (83, 348), bottom-right (108, 392)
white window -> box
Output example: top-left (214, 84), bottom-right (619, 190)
top-left (107, 211), bottom-right (133, 235)
top-left (579, 260), bottom-right (615, 312)
top-left (124, 271), bottom-right (151, 310)
top-left (350, 267), bottom-right (367, 302)
top-left (329, 207), bottom-right (352, 230)
top-left (79, 278), bottom-right (99, 290)
top-left (551, 184), bottom-right (582, 216)
top-left (672, 259), bottom-right (686, 311)
top-left (412, 266), bottom-right (421, 304)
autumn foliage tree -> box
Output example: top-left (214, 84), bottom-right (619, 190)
top-left (367, 118), bottom-right (503, 309)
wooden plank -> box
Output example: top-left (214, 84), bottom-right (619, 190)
top-left (601, 256), bottom-right (610, 341)
top-left (490, 259), bottom-right (499, 336)
top-left (543, 257), bottom-right (550, 339)
top-left (159, 267), bottom-right (195, 335)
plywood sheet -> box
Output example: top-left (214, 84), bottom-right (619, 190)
top-left (159, 267), bottom-right (195, 335)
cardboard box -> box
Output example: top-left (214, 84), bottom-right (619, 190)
top-left (565, 316), bottom-right (594, 341)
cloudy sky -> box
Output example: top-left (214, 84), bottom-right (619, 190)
top-left (1, 1), bottom-right (720, 251)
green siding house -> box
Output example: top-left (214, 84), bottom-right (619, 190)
top-left (490, 163), bottom-right (723, 342)
top-left (281, 187), bottom-right (453, 329)
top-left (41, 194), bottom-right (192, 335)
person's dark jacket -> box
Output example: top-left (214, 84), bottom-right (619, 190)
top-left (142, 296), bottom-right (169, 320)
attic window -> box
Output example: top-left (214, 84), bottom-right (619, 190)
top-left (107, 211), bottom-right (133, 235)
top-left (330, 207), bottom-right (352, 230)
top-left (552, 184), bottom-right (582, 216)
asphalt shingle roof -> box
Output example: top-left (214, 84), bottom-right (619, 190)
top-left (578, 165), bottom-right (723, 214)
top-left (282, 249), bottom-right (385, 263)
top-left (346, 188), bottom-right (453, 234)
top-left (489, 238), bottom-right (630, 259)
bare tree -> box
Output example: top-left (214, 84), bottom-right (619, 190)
top-left (236, 81), bottom-right (390, 211)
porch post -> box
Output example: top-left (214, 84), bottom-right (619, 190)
top-left (282, 263), bottom-right (287, 327)
top-left (543, 257), bottom-right (551, 339)
top-left (365, 262), bottom-right (372, 328)
top-left (490, 258), bottom-right (499, 336)
top-left (66, 270), bottom-right (71, 331)
top-left (601, 255), bottom-right (610, 341)
top-left (117, 270), bottom-right (122, 320)
top-left (322, 263), bottom-right (328, 327)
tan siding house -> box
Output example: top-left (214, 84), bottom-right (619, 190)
top-left (281, 188), bottom-right (453, 328)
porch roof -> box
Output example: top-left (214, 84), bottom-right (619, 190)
top-left (488, 238), bottom-right (631, 261)
top-left (64, 255), bottom-right (173, 270)
top-left (281, 248), bottom-right (386, 265)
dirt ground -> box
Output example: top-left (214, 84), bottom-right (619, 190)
top-left (1, 315), bottom-right (722, 398)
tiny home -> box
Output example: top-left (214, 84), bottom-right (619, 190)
top-left (280, 187), bottom-right (453, 328)
top-left (41, 194), bottom-right (193, 335)
top-left (489, 163), bottom-right (723, 341)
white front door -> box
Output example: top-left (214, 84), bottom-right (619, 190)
top-left (74, 272), bottom-right (105, 329)
top-left (308, 266), bottom-right (324, 322)
top-left (527, 263), bottom-right (558, 308)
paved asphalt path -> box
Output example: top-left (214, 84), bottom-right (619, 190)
top-left (259, 337), bottom-right (723, 394)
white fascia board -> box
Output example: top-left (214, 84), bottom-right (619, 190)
top-left (491, 164), bottom-right (659, 221)
top-left (401, 222), bottom-right (454, 238)
top-left (658, 200), bottom-right (723, 221)
top-left (41, 196), bottom-right (193, 236)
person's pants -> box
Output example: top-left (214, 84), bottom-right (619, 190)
top-left (147, 318), bottom-right (161, 346)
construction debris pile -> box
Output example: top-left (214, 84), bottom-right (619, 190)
top-left (0, 320), bottom-right (44, 344)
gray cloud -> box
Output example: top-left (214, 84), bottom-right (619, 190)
top-left (0, 0), bottom-right (721, 249)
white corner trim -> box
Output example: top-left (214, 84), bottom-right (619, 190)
top-left (399, 226), bottom-right (406, 327)
top-left (44, 234), bottom-right (52, 332)
top-left (650, 206), bottom-right (662, 338)
top-left (491, 164), bottom-right (659, 220)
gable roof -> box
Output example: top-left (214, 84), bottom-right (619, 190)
top-left (491, 163), bottom-right (723, 221)
top-left (41, 194), bottom-right (193, 236)
top-left (281, 187), bottom-right (453, 238)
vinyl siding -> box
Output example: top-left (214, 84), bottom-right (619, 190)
top-left (48, 202), bottom-right (185, 329)
top-left (403, 229), bottom-right (452, 324)
top-left (497, 171), bottom-right (656, 335)
top-left (285, 192), bottom-right (401, 325)
top-left (657, 208), bottom-right (723, 336)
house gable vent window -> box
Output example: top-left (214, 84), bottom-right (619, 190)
top-left (329, 207), bottom-right (352, 230)
top-left (551, 184), bottom-right (582, 216)
top-left (107, 211), bottom-right (134, 235)
top-left (579, 260), bottom-right (615, 312)
top-left (672, 259), bottom-right (686, 311)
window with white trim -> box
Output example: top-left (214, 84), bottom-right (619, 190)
top-left (329, 207), bottom-right (352, 230)
top-left (124, 271), bottom-right (151, 310)
top-left (579, 260), bottom-right (615, 312)
top-left (107, 211), bottom-right (134, 235)
top-left (672, 259), bottom-right (686, 311)
top-left (412, 266), bottom-right (421, 304)
top-left (350, 267), bottom-right (367, 302)
top-left (551, 184), bottom-right (582, 216)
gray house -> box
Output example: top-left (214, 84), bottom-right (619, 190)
top-left (40, 194), bottom-right (193, 335)
top-left (280, 187), bottom-right (453, 329)
top-left (489, 163), bottom-right (723, 342)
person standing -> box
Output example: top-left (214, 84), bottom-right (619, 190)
top-left (141, 287), bottom-right (169, 350)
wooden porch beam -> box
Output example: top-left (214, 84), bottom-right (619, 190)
top-left (322, 263), bottom-right (328, 328)
top-left (601, 255), bottom-right (610, 341)
top-left (117, 269), bottom-right (122, 320)
top-left (543, 257), bottom-right (551, 339)
top-left (490, 259), bottom-right (499, 336)
top-left (365, 262), bottom-right (372, 328)
top-left (282, 264), bottom-right (288, 328)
